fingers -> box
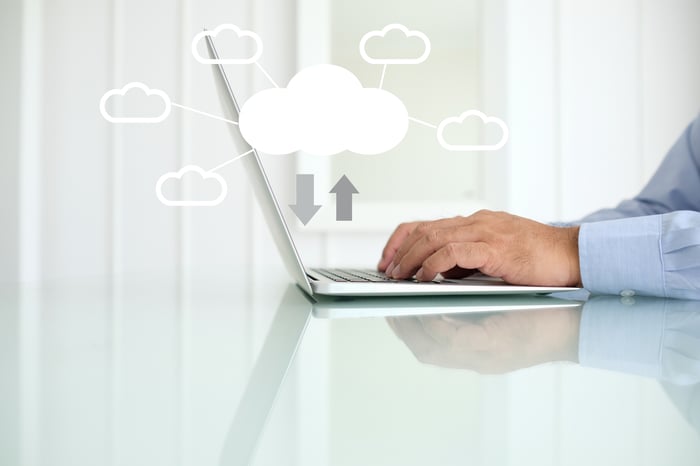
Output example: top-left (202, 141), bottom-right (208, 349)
top-left (391, 226), bottom-right (483, 279)
top-left (419, 314), bottom-right (489, 349)
top-left (386, 316), bottom-right (441, 360)
top-left (388, 315), bottom-right (471, 368)
top-left (377, 222), bottom-right (420, 272)
top-left (389, 216), bottom-right (476, 276)
top-left (417, 315), bottom-right (460, 346)
top-left (415, 242), bottom-right (492, 281)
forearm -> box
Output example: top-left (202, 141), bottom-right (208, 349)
top-left (577, 198), bottom-right (674, 223)
top-left (577, 114), bottom-right (700, 223)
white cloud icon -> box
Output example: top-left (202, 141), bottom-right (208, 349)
top-left (238, 64), bottom-right (409, 156)
top-left (437, 110), bottom-right (510, 151)
top-left (99, 82), bottom-right (171, 123)
top-left (359, 24), bottom-right (431, 65)
top-left (155, 165), bottom-right (227, 207)
top-left (191, 24), bottom-right (263, 65)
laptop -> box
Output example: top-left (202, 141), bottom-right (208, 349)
top-left (204, 33), bottom-right (580, 297)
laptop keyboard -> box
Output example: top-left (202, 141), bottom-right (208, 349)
top-left (310, 268), bottom-right (398, 282)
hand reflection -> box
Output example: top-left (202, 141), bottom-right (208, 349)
top-left (387, 308), bottom-right (582, 374)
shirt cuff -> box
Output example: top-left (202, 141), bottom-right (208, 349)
top-left (578, 297), bottom-right (665, 378)
top-left (579, 215), bottom-right (665, 297)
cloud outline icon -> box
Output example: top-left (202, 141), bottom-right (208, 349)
top-left (99, 82), bottom-right (171, 124)
top-left (437, 110), bottom-right (510, 151)
top-left (155, 165), bottom-right (228, 207)
top-left (359, 23), bottom-right (431, 65)
top-left (191, 24), bottom-right (263, 65)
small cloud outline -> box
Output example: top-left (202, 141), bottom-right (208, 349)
top-left (191, 24), bottom-right (263, 65)
top-left (155, 165), bottom-right (228, 207)
top-left (99, 82), bottom-right (171, 124)
top-left (437, 110), bottom-right (510, 152)
top-left (359, 23), bottom-right (431, 65)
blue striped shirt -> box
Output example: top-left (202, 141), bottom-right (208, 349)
top-left (577, 114), bottom-right (700, 299)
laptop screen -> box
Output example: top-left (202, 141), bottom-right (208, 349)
top-left (204, 33), bottom-right (313, 295)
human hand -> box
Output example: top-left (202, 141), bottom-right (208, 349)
top-left (386, 308), bottom-right (582, 374)
top-left (377, 210), bottom-right (581, 287)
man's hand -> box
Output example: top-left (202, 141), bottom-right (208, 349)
top-left (377, 210), bottom-right (581, 287)
top-left (386, 308), bottom-right (582, 374)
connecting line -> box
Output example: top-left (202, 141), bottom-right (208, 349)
top-left (408, 116), bottom-right (438, 129)
top-left (208, 149), bottom-right (254, 173)
top-left (254, 61), bottom-right (280, 88)
top-left (379, 64), bottom-right (388, 89)
top-left (171, 102), bottom-right (238, 125)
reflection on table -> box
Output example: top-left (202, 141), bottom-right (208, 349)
top-left (387, 296), bottom-right (700, 432)
top-left (2, 279), bottom-right (699, 466)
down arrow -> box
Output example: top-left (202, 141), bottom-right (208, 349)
top-left (289, 174), bottom-right (321, 225)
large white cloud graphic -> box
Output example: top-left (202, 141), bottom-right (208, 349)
top-left (155, 165), bottom-right (227, 207)
top-left (239, 65), bottom-right (409, 156)
top-left (437, 110), bottom-right (509, 151)
top-left (359, 24), bottom-right (431, 65)
top-left (191, 24), bottom-right (263, 65)
top-left (99, 82), bottom-right (171, 123)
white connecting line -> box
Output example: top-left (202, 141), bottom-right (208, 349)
top-left (171, 102), bottom-right (238, 125)
top-left (169, 100), bottom-right (256, 173)
top-left (379, 64), bottom-right (388, 89)
top-left (254, 61), bottom-right (280, 88)
top-left (408, 116), bottom-right (437, 129)
top-left (171, 60), bottom-right (280, 129)
top-left (208, 149), bottom-right (254, 173)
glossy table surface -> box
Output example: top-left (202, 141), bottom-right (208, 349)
top-left (1, 274), bottom-right (698, 466)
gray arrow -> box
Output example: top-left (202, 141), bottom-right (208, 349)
top-left (289, 174), bottom-right (321, 225)
top-left (329, 175), bottom-right (359, 221)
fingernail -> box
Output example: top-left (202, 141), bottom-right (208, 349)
top-left (391, 264), bottom-right (402, 278)
top-left (385, 261), bottom-right (395, 275)
top-left (415, 267), bottom-right (424, 280)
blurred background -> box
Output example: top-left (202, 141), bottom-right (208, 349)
top-left (1, 0), bottom-right (700, 465)
top-left (2, 0), bottom-right (700, 284)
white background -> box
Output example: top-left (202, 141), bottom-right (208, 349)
top-left (2, 0), bottom-right (700, 465)
top-left (2, 0), bottom-right (700, 282)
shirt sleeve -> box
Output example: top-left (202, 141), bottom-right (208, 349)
top-left (578, 296), bottom-right (700, 382)
top-left (578, 113), bottom-right (700, 223)
top-left (578, 297), bottom-right (700, 431)
top-left (578, 296), bottom-right (667, 379)
top-left (579, 211), bottom-right (700, 299)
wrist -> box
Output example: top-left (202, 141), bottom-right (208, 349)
top-left (565, 226), bottom-right (582, 287)
top-left (527, 308), bottom-right (582, 365)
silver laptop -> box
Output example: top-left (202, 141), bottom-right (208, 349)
top-left (204, 33), bottom-right (579, 297)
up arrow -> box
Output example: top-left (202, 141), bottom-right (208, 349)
top-left (289, 174), bottom-right (322, 225)
top-left (329, 175), bottom-right (359, 221)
